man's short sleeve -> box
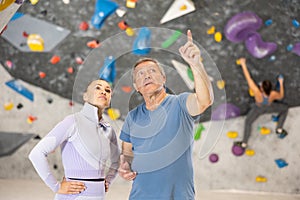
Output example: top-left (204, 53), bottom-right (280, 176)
top-left (178, 92), bottom-right (201, 121)
top-left (119, 114), bottom-right (131, 143)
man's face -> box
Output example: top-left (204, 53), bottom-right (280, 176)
top-left (83, 80), bottom-right (112, 108)
top-left (133, 61), bottom-right (166, 95)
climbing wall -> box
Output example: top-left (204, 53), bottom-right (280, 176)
top-left (193, 109), bottom-right (299, 194)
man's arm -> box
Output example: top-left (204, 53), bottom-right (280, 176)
top-left (118, 141), bottom-right (137, 181)
top-left (179, 30), bottom-right (214, 116)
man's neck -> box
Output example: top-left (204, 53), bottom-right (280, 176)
top-left (144, 89), bottom-right (167, 111)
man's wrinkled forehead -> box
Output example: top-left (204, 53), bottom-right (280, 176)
top-left (134, 60), bottom-right (158, 69)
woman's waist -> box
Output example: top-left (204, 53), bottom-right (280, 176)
top-left (64, 169), bottom-right (105, 179)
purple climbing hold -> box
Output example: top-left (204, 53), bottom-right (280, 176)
top-left (224, 11), bottom-right (262, 43)
top-left (209, 153), bottom-right (219, 163)
top-left (232, 144), bottom-right (245, 156)
top-left (291, 42), bottom-right (300, 56)
top-left (244, 32), bottom-right (277, 59)
top-left (211, 103), bottom-right (240, 121)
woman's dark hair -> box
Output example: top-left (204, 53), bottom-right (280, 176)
top-left (262, 80), bottom-right (273, 95)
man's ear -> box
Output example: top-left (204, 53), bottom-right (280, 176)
top-left (83, 92), bottom-right (88, 102)
top-left (133, 83), bottom-right (138, 92)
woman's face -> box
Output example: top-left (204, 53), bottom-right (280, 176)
top-left (83, 80), bottom-right (112, 109)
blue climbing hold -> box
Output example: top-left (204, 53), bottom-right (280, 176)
top-left (132, 27), bottom-right (151, 55)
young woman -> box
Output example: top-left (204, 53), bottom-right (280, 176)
top-left (29, 79), bottom-right (120, 200)
top-left (235, 58), bottom-right (288, 149)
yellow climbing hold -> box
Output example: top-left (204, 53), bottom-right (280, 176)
top-left (29, 0), bottom-right (39, 5)
top-left (125, 27), bottom-right (135, 36)
top-left (107, 108), bottom-right (121, 120)
top-left (4, 102), bottom-right (14, 111)
top-left (214, 32), bottom-right (222, 42)
top-left (217, 80), bottom-right (225, 89)
top-left (227, 131), bottom-right (238, 139)
top-left (260, 127), bottom-right (271, 135)
top-left (236, 59), bottom-right (241, 65)
top-left (249, 88), bottom-right (254, 97)
top-left (245, 149), bottom-right (255, 156)
top-left (0, 0), bottom-right (15, 11)
top-left (27, 34), bottom-right (44, 52)
top-left (180, 4), bottom-right (187, 11)
top-left (256, 176), bottom-right (267, 182)
top-left (207, 26), bottom-right (215, 35)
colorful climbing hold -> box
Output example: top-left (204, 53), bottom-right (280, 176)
top-left (126, 0), bottom-right (137, 8)
top-left (209, 153), bottom-right (219, 163)
top-left (4, 102), bottom-right (14, 111)
top-left (275, 159), bottom-right (288, 168)
top-left (292, 19), bottom-right (299, 28)
top-left (180, 4), bottom-right (187, 11)
top-left (39, 72), bottom-right (46, 79)
top-left (29, 0), bottom-right (39, 5)
top-left (5, 60), bottom-right (13, 69)
top-left (187, 67), bottom-right (194, 81)
top-left (245, 149), bottom-right (255, 156)
top-left (27, 115), bottom-right (38, 124)
top-left (216, 80), bottom-right (225, 89)
top-left (161, 30), bottom-right (182, 49)
top-left (87, 40), bottom-right (100, 48)
top-left (5, 79), bottom-right (34, 101)
top-left (91, 0), bottom-right (119, 29)
top-left (248, 88), bottom-right (254, 97)
top-left (98, 56), bottom-right (116, 84)
top-left (67, 67), bottom-right (74, 74)
top-left (286, 44), bottom-right (293, 52)
top-left (214, 31), bottom-right (222, 42)
top-left (107, 108), bottom-right (121, 120)
top-left (264, 19), bottom-right (273, 26)
top-left (121, 86), bottom-right (132, 93)
top-left (50, 55), bottom-right (60, 64)
top-left (79, 21), bottom-right (89, 31)
top-left (133, 27), bottom-right (151, 55)
top-left (118, 20), bottom-right (129, 30)
top-left (194, 123), bottom-right (205, 140)
top-left (125, 27), bottom-right (135, 36)
top-left (232, 144), bottom-right (245, 156)
top-left (259, 126), bottom-right (271, 135)
top-left (227, 131), bottom-right (238, 139)
top-left (255, 176), bottom-right (267, 182)
top-left (207, 26), bottom-right (215, 35)
top-left (0, 0), bottom-right (15, 11)
top-left (27, 34), bottom-right (44, 52)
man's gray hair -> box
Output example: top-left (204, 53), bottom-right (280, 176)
top-left (131, 58), bottom-right (166, 82)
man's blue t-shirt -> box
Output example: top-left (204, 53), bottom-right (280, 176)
top-left (120, 93), bottom-right (199, 200)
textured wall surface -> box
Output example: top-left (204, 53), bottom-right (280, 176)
top-left (0, 65), bottom-right (299, 194)
top-left (1, 0), bottom-right (300, 119)
top-left (1, 0), bottom-right (300, 196)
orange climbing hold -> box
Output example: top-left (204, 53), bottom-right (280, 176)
top-left (27, 115), bottom-right (38, 124)
top-left (121, 85), bottom-right (132, 93)
top-left (87, 40), bottom-right (100, 48)
top-left (39, 72), bottom-right (46, 78)
top-left (79, 21), bottom-right (89, 31)
top-left (118, 20), bottom-right (129, 30)
top-left (67, 67), bottom-right (74, 74)
top-left (50, 55), bottom-right (60, 64)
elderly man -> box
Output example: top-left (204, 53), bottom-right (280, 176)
top-left (118, 30), bottom-right (214, 200)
